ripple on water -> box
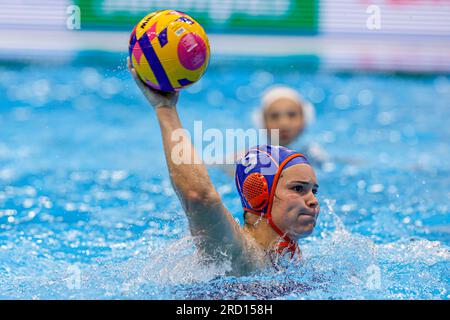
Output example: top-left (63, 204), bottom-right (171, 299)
top-left (0, 66), bottom-right (449, 299)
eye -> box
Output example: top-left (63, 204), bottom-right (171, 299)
top-left (268, 112), bottom-right (280, 121)
top-left (293, 185), bottom-right (305, 193)
top-left (287, 111), bottom-right (299, 119)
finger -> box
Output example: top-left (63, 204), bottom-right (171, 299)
top-left (148, 86), bottom-right (161, 96)
top-left (131, 69), bottom-right (143, 85)
top-left (127, 57), bottom-right (139, 82)
top-left (165, 90), bottom-right (179, 99)
top-left (127, 59), bottom-right (160, 94)
top-left (127, 56), bottom-right (132, 70)
top-left (131, 69), bottom-right (148, 91)
top-left (167, 91), bottom-right (179, 99)
top-left (127, 57), bottom-right (140, 84)
top-left (128, 63), bottom-right (139, 81)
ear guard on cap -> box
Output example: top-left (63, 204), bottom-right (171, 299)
top-left (242, 173), bottom-right (269, 211)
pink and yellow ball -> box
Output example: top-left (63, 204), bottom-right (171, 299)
top-left (129, 10), bottom-right (210, 92)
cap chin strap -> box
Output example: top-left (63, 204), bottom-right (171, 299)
top-left (244, 207), bottom-right (299, 259)
top-left (267, 216), bottom-right (299, 258)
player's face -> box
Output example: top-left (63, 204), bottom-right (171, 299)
top-left (271, 164), bottom-right (320, 240)
top-left (264, 98), bottom-right (305, 146)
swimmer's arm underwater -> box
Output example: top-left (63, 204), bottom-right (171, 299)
top-left (128, 58), bottom-right (250, 267)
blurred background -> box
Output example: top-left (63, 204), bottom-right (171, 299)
top-left (0, 0), bottom-right (449, 71)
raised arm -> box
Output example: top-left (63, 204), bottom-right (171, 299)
top-left (127, 58), bottom-right (247, 264)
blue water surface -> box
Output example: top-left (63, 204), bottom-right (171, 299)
top-left (0, 54), bottom-right (449, 299)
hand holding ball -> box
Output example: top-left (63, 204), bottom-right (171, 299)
top-left (129, 10), bottom-right (210, 92)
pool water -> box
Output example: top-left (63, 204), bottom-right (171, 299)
top-left (0, 55), bottom-right (449, 299)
